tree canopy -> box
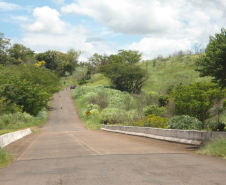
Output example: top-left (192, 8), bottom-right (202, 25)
top-left (171, 82), bottom-right (226, 122)
top-left (0, 32), bottom-right (11, 65)
top-left (100, 63), bottom-right (148, 93)
top-left (196, 28), bottom-right (226, 88)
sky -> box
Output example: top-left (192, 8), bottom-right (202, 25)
top-left (0, 0), bottom-right (226, 61)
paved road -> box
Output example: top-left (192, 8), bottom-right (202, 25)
top-left (1, 89), bottom-right (226, 185)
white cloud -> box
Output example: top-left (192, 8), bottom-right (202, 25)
top-left (21, 6), bottom-right (66, 34)
top-left (0, 2), bottom-right (21, 11)
top-left (61, 0), bottom-right (182, 35)
top-left (15, 7), bottom-right (116, 61)
top-left (60, 0), bottom-right (226, 59)
top-left (51, 0), bottom-right (65, 5)
top-left (128, 37), bottom-right (192, 60)
top-left (10, 15), bottom-right (30, 21)
top-left (61, 0), bottom-right (226, 38)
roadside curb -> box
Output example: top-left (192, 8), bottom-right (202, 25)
top-left (101, 125), bottom-right (226, 145)
top-left (0, 128), bottom-right (32, 148)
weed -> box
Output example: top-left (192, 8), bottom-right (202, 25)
top-left (0, 148), bottom-right (14, 169)
top-left (197, 137), bottom-right (226, 158)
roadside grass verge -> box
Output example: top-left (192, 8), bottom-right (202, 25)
top-left (197, 137), bottom-right (226, 158)
top-left (0, 109), bottom-right (48, 136)
top-left (0, 148), bottom-right (14, 169)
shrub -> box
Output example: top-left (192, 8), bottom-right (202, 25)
top-left (143, 104), bottom-right (165, 116)
top-left (158, 95), bottom-right (170, 107)
top-left (100, 108), bottom-right (128, 124)
top-left (171, 82), bottom-right (226, 123)
top-left (168, 115), bottom-right (203, 130)
top-left (88, 91), bottom-right (108, 110)
top-left (146, 114), bottom-right (170, 128)
top-left (133, 114), bottom-right (169, 128)
top-left (0, 76), bottom-right (50, 116)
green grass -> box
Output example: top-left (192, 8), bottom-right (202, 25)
top-left (84, 54), bottom-right (212, 94)
top-left (86, 73), bottom-right (111, 86)
top-left (0, 110), bottom-right (48, 136)
top-left (0, 148), bottom-right (14, 169)
top-left (74, 98), bottom-right (102, 130)
top-left (138, 54), bottom-right (211, 93)
top-left (197, 137), bottom-right (226, 158)
top-left (0, 130), bottom-right (16, 135)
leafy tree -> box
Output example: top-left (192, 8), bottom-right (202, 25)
top-left (7, 43), bottom-right (35, 64)
top-left (100, 63), bottom-right (148, 93)
top-left (66, 49), bottom-right (82, 66)
top-left (117, 49), bottom-right (142, 64)
top-left (109, 54), bottom-right (124, 63)
top-left (64, 63), bottom-right (75, 75)
top-left (0, 64), bottom-right (61, 94)
top-left (0, 76), bottom-right (50, 116)
top-left (171, 82), bottom-right (226, 122)
top-left (36, 50), bottom-right (80, 76)
top-left (0, 32), bottom-right (11, 65)
top-left (196, 28), bottom-right (226, 87)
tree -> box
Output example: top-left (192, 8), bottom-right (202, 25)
top-left (0, 32), bottom-right (11, 65)
top-left (66, 49), bottom-right (82, 66)
top-left (100, 63), bottom-right (148, 93)
top-left (196, 28), bottom-right (226, 87)
top-left (0, 64), bottom-right (61, 94)
top-left (0, 76), bottom-right (50, 116)
top-left (109, 54), bottom-right (124, 63)
top-left (117, 49), bottom-right (142, 64)
top-left (171, 82), bottom-right (226, 123)
top-left (7, 43), bottom-right (34, 64)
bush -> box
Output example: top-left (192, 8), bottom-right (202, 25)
top-left (158, 95), bottom-right (170, 107)
top-left (168, 115), bottom-right (203, 130)
top-left (0, 76), bottom-right (50, 116)
top-left (206, 121), bottom-right (225, 131)
top-left (88, 90), bottom-right (108, 110)
top-left (146, 114), bottom-right (170, 128)
top-left (133, 114), bottom-right (169, 128)
top-left (100, 108), bottom-right (128, 124)
top-left (171, 82), bottom-right (226, 122)
top-left (143, 104), bottom-right (165, 116)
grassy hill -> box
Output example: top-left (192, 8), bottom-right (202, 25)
top-left (84, 54), bottom-right (211, 94)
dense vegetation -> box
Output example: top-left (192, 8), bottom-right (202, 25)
top-left (0, 32), bottom-right (66, 135)
top-left (71, 29), bottom-right (226, 133)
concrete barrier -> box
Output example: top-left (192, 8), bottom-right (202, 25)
top-left (101, 125), bottom-right (226, 145)
top-left (0, 128), bottom-right (32, 148)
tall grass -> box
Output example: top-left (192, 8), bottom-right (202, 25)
top-left (139, 54), bottom-right (211, 93)
top-left (0, 109), bottom-right (48, 135)
top-left (197, 137), bottom-right (226, 158)
top-left (0, 148), bottom-right (13, 169)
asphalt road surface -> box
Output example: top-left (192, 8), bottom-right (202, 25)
top-left (1, 89), bottom-right (226, 185)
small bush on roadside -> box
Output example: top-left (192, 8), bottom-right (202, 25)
top-left (100, 108), bottom-right (128, 124)
top-left (133, 114), bottom-right (169, 128)
top-left (168, 115), bottom-right (203, 130)
top-left (143, 104), bottom-right (165, 116)
top-left (146, 114), bottom-right (170, 128)
top-left (206, 121), bottom-right (225, 131)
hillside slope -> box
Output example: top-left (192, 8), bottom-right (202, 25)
top-left (85, 54), bottom-right (211, 94)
